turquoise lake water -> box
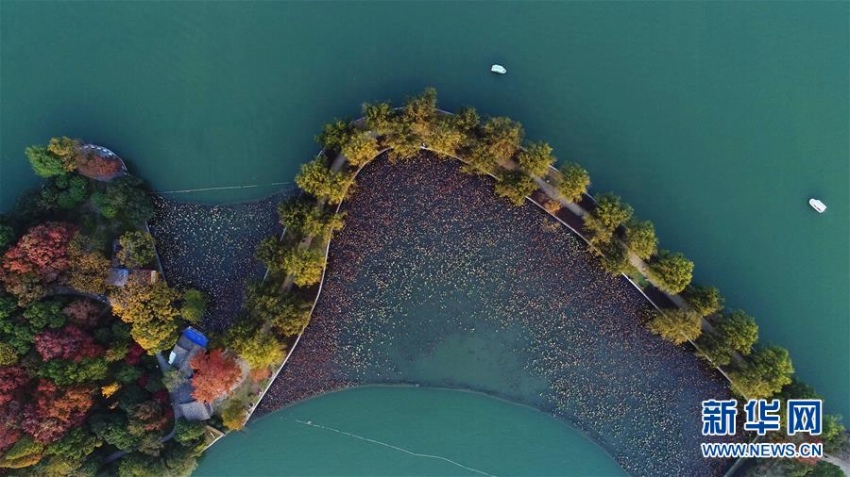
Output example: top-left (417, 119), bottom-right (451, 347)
top-left (196, 386), bottom-right (626, 477)
top-left (1, 1), bottom-right (847, 474)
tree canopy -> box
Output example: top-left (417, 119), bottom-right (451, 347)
top-left (117, 231), bottom-right (157, 269)
top-left (294, 157), bottom-right (354, 205)
top-left (696, 310), bottom-right (758, 366)
top-left (494, 170), bottom-right (536, 206)
top-left (646, 308), bottom-right (702, 345)
top-left (683, 284), bottom-right (725, 317)
top-left (582, 193), bottom-right (633, 246)
top-left (624, 219), bottom-right (658, 261)
top-left (728, 345), bottom-right (794, 399)
top-left (647, 250), bottom-right (694, 294)
top-left (556, 162), bottom-right (590, 203)
top-left (189, 349), bottom-right (242, 403)
top-left (517, 141), bottom-right (555, 177)
top-left (276, 199), bottom-right (345, 243)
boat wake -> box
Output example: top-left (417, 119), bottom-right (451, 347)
top-left (294, 419), bottom-right (498, 477)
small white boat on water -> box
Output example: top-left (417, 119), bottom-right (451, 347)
top-left (491, 64), bottom-right (507, 75)
top-left (809, 198), bottom-right (827, 213)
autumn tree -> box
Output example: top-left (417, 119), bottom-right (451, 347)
top-left (428, 115), bottom-right (467, 156)
top-left (257, 240), bottom-right (325, 286)
top-left (728, 345), bottom-right (794, 399)
top-left (189, 349), bottom-right (242, 403)
top-left (294, 157), bottom-right (355, 204)
top-left (646, 308), bottom-right (702, 345)
top-left (46, 137), bottom-right (80, 169)
top-left (277, 199), bottom-right (345, 242)
top-left (493, 170), bottom-right (536, 206)
top-left (66, 235), bottom-right (110, 295)
top-left (34, 325), bottom-right (103, 362)
top-left (647, 250), bottom-right (694, 294)
top-left (583, 193), bottom-right (633, 246)
top-left (110, 281), bottom-right (181, 353)
top-left (362, 101), bottom-right (397, 136)
top-left (22, 380), bottom-right (94, 444)
top-left (1, 222), bottom-right (77, 286)
top-left (517, 141), bottom-right (556, 177)
top-left (624, 219), bottom-right (658, 261)
top-left (117, 231), bottom-right (156, 268)
top-left (341, 132), bottom-right (380, 167)
top-left (402, 87), bottom-right (438, 137)
top-left (556, 162), bottom-right (591, 203)
top-left (223, 320), bottom-right (286, 369)
top-left (316, 119), bottom-right (356, 152)
top-left (63, 300), bottom-right (102, 328)
top-left (221, 400), bottom-right (247, 431)
top-left (683, 284), bottom-right (725, 317)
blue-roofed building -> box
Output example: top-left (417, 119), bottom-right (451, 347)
top-left (182, 327), bottom-right (209, 348)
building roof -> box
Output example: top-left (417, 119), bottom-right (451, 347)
top-left (183, 327), bottom-right (209, 347)
top-left (107, 268), bottom-right (128, 287)
top-left (177, 400), bottom-right (213, 421)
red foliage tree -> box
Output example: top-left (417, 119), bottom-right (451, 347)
top-left (34, 325), bottom-right (103, 362)
top-left (76, 152), bottom-right (123, 180)
top-left (190, 349), bottom-right (242, 403)
top-left (124, 342), bottom-right (145, 365)
top-left (21, 380), bottom-right (94, 444)
top-left (0, 400), bottom-right (23, 454)
top-left (1, 222), bottom-right (77, 284)
top-left (0, 366), bottom-right (30, 407)
top-left (63, 299), bottom-right (101, 328)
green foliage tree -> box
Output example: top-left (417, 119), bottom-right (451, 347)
top-left (683, 284), bottom-right (725, 317)
top-left (173, 419), bottom-right (206, 447)
top-left (295, 157), bottom-right (354, 204)
top-left (316, 119), bottom-right (355, 152)
top-left (465, 117), bottom-right (523, 175)
top-left (493, 170), bottom-right (536, 206)
top-left (728, 345), bottom-right (794, 399)
top-left (596, 241), bottom-right (632, 276)
top-left (582, 193), bottom-right (633, 246)
top-left (384, 122), bottom-right (422, 162)
top-left (35, 358), bottom-right (109, 386)
top-left (245, 282), bottom-right (311, 336)
top-left (223, 320), bottom-right (286, 369)
top-left (696, 310), bottom-right (758, 366)
top-left (109, 281), bottom-right (181, 353)
top-left (341, 132), bottom-right (380, 167)
top-left (0, 223), bottom-right (15, 251)
top-left (362, 101), bottom-right (396, 136)
top-left (91, 176), bottom-right (154, 225)
top-left (277, 199), bottom-right (345, 243)
top-left (180, 289), bottom-right (207, 324)
top-left (517, 141), bottom-right (555, 177)
top-left (23, 299), bottom-right (67, 330)
top-left (647, 250), bottom-right (694, 294)
top-left (117, 231), bottom-right (156, 268)
top-left (221, 399), bottom-right (247, 431)
top-left (39, 174), bottom-right (90, 211)
top-left (556, 162), bottom-right (591, 203)
top-left (624, 219), bottom-right (658, 261)
top-left (26, 145), bottom-right (66, 178)
top-left (646, 308), bottom-right (702, 345)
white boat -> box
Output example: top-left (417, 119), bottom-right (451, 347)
top-left (491, 64), bottom-right (507, 74)
top-left (809, 198), bottom-right (827, 213)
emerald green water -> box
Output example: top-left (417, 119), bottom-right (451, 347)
top-left (2, 0), bottom-right (847, 470)
top-left (196, 386), bottom-right (625, 477)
